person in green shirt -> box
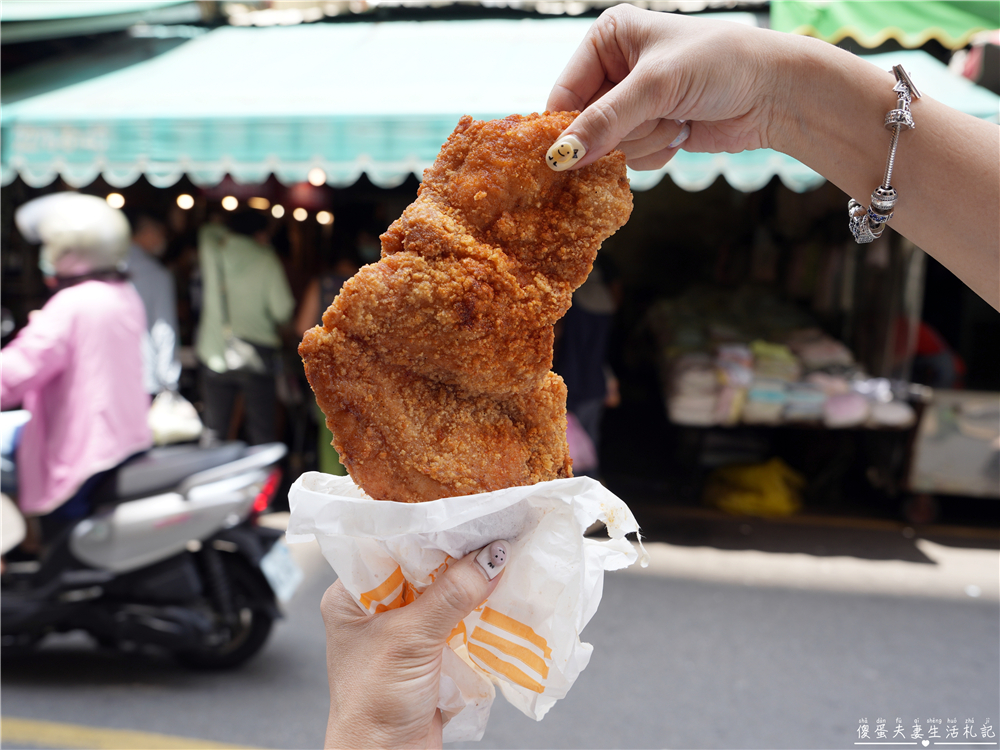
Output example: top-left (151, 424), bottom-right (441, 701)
top-left (196, 210), bottom-right (294, 445)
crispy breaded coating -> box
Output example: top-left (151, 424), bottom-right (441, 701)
top-left (300, 112), bottom-right (632, 502)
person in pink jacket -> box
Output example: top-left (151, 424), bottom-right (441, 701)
top-left (1, 193), bottom-right (152, 535)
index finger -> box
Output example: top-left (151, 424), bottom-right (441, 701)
top-left (545, 13), bottom-right (632, 113)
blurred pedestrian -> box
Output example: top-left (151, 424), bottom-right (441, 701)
top-left (355, 228), bottom-right (382, 266)
top-left (295, 242), bottom-right (360, 476)
top-left (126, 211), bottom-right (181, 394)
top-left (1, 193), bottom-right (151, 540)
top-left (196, 210), bottom-right (295, 445)
top-left (553, 254), bottom-right (621, 477)
top-left (911, 321), bottom-right (966, 388)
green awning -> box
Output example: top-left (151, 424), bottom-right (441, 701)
top-left (0, 1), bottom-right (201, 45)
top-left (2, 17), bottom-right (998, 193)
top-left (771, 0), bottom-right (1000, 49)
top-left (1, 1), bottom-right (190, 22)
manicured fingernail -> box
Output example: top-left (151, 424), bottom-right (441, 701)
top-left (475, 541), bottom-right (509, 580)
top-left (546, 135), bottom-right (585, 172)
top-left (668, 123), bottom-right (690, 149)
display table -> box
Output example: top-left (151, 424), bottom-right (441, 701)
top-left (908, 390), bottom-right (1000, 499)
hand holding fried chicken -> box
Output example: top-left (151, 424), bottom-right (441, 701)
top-left (300, 112), bottom-right (632, 503)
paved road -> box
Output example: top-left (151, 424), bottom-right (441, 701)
top-left (3, 514), bottom-right (998, 750)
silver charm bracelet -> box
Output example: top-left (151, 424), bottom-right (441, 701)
top-left (848, 65), bottom-right (922, 243)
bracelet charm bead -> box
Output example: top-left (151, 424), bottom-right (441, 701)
top-left (849, 199), bottom-right (880, 242)
top-left (848, 65), bottom-right (921, 244)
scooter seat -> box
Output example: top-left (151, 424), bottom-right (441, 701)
top-left (116, 442), bottom-right (247, 500)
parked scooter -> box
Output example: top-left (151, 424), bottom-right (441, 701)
top-left (1, 438), bottom-right (300, 668)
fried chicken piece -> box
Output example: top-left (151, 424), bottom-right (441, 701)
top-left (300, 112), bottom-right (632, 503)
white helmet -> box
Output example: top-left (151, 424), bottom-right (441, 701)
top-left (15, 192), bottom-right (131, 277)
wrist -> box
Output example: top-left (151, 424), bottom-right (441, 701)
top-left (326, 707), bottom-right (442, 750)
top-left (765, 34), bottom-right (894, 167)
top-left (326, 700), bottom-right (389, 750)
top-left (761, 32), bottom-right (814, 157)
top-left (326, 719), bottom-right (399, 750)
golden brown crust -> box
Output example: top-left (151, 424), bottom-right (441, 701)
top-left (300, 113), bottom-right (632, 503)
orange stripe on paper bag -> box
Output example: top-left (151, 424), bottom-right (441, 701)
top-left (470, 626), bottom-right (549, 679)
top-left (468, 643), bottom-right (545, 694)
top-left (479, 608), bottom-right (552, 658)
top-left (374, 588), bottom-right (403, 613)
top-left (360, 567), bottom-right (404, 610)
top-left (448, 619), bottom-right (467, 647)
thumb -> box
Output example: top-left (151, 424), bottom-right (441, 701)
top-left (547, 61), bottom-right (668, 172)
top-left (403, 541), bottom-right (510, 643)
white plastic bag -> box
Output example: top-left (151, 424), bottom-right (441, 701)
top-left (147, 390), bottom-right (203, 445)
top-left (286, 472), bottom-right (645, 743)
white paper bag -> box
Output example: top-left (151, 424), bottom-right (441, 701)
top-left (286, 472), bottom-right (646, 743)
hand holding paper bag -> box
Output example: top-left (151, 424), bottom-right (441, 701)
top-left (321, 546), bottom-right (506, 749)
top-left (287, 473), bottom-right (646, 744)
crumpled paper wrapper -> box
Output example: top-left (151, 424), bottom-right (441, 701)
top-left (286, 472), bottom-right (646, 743)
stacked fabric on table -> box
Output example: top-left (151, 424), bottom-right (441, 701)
top-left (784, 382), bottom-right (827, 423)
top-left (650, 287), bottom-right (917, 430)
top-left (785, 328), bottom-right (855, 370)
top-left (667, 353), bottom-right (720, 426)
top-left (742, 340), bottom-right (802, 425)
top-left (713, 344), bottom-right (752, 426)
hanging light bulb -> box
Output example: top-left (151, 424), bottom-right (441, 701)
top-left (307, 168), bottom-right (327, 187)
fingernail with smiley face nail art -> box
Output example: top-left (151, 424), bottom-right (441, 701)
top-left (546, 136), bottom-right (585, 172)
top-left (475, 541), bottom-right (510, 580)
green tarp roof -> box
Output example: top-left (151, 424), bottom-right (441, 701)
top-left (771, 0), bottom-right (1000, 49)
top-left (2, 17), bottom-right (998, 193)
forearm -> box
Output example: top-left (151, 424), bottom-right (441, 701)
top-left (773, 34), bottom-right (999, 310)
